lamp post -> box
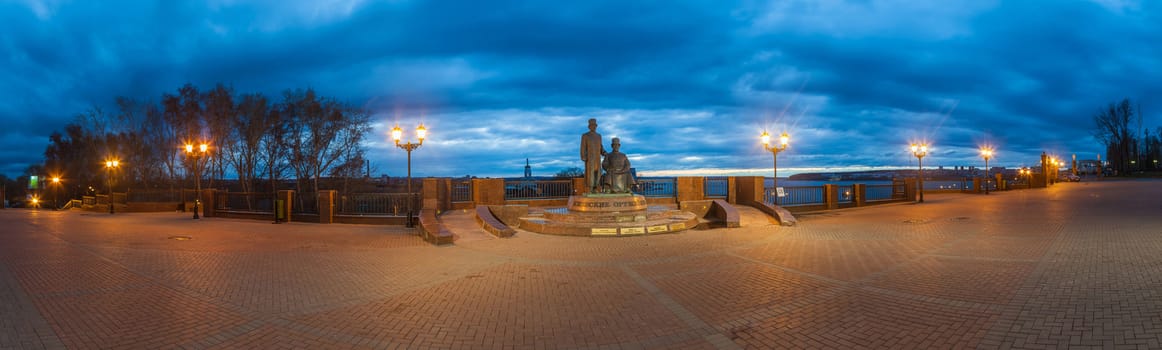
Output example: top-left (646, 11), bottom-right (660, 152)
top-left (980, 148), bottom-right (993, 195)
top-left (910, 143), bottom-right (928, 203)
top-left (185, 143), bottom-right (209, 219)
top-left (391, 123), bottom-right (426, 228)
top-left (760, 130), bottom-right (790, 196)
top-left (51, 177), bottom-right (61, 210)
top-left (105, 160), bottom-right (119, 214)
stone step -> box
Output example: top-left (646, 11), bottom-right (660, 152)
top-left (519, 211), bottom-right (698, 237)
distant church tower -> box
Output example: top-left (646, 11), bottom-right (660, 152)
top-left (524, 158), bottom-right (532, 178)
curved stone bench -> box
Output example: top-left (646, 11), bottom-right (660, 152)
top-left (475, 206), bottom-right (517, 238)
top-left (419, 209), bottom-right (454, 245)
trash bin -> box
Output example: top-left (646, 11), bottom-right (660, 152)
top-left (276, 199), bottom-right (285, 220)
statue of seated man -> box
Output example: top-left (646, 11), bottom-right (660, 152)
top-left (601, 137), bottom-right (636, 193)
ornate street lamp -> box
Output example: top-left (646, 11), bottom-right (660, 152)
top-left (185, 143), bottom-right (209, 219)
top-left (980, 147), bottom-right (993, 195)
top-left (760, 130), bottom-right (790, 198)
top-left (105, 160), bottom-right (119, 214)
top-left (910, 143), bottom-right (928, 203)
top-left (51, 177), bottom-right (61, 210)
top-left (391, 123), bottom-right (426, 228)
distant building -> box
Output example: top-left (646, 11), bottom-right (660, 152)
top-left (524, 158), bottom-right (532, 178)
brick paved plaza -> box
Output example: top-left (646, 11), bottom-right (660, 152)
top-left (2, 179), bottom-right (1161, 349)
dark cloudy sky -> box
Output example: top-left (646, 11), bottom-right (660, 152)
top-left (3, 0), bottom-right (1161, 179)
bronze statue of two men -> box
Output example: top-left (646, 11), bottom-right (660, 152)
top-left (580, 118), bottom-right (636, 194)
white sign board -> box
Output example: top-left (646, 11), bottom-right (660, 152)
top-left (776, 187), bottom-right (786, 198)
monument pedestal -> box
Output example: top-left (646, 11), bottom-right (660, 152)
top-left (519, 194), bottom-right (697, 237)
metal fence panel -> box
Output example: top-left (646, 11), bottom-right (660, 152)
top-left (634, 177), bottom-right (677, 197)
top-left (764, 186), bottom-right (825, 206)
top-left (215, 192), bottom-right (276, 213)
top-left (337, 193), bottom-right (416, 216)
top-left (294, 192), bottom-right (319, 214)
top-left (504, 179), bottom-right (573, 200)
top-left (451, 180), bottom-right (473, 202)
top-left (835, 185), bottom-right (854, 204)
top-left (127, 190), bottom-right (183, 202)
top-left (704, 177), bottom-right (728, 198)
top-left (865, 184), bottom-right (897, 201)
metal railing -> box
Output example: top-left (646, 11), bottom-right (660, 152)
top-left (835, 185), bottom-right (854, 204)
top-left (294, 192), bottom-right (318, 214)
top-left (504, 179), bottom-right (573, 200)
top-left (127, 190), bottom-right (183, 203)
top-left (764, 186), bottom-right (825, 206)
top-left (451, 180), bottom-right (473, 202)
top-left (704, 177), bottom-right (728, 198)
top-left (865, 184), bottom-right (897, 201)
top-left (635, 177), bottom-right (677, 198)
top-left (337, 193), bottom-right (417, 216)
top-left (215, 192), bottom-right (275, 213)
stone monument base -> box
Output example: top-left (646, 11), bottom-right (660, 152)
top-left (567, 193), bottom-right (648, 212)
top-left (518, 195), bottom-right (697, 237)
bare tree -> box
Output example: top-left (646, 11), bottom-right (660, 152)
top-left (1093, 98), bottom-right (1138, 176)
top-left (554, 167), bottom-right (584, 179)
top-left (226, 93), bottom-right (270, 193)
top-left (283, 88), bottom-right (371, 195)
top-left (202, 84), bottom-right (235, 189)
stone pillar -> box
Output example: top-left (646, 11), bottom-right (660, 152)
top-left (972, 177), bottom-right (982, 193)
top-left (0, 187), bottom-right (5, 209)
top-left (572, 178), bottom-right (587, 195)
top-left (904, 178), bottom-right (917, 201)
top-left (824, 184), bottom-right (838, 210)
top-left (473, 178), bottom-right (506, 205)
top-left (996, 173), bottom-right (1005, 191)
top-left (853, 184), bottom-right (867, 207)
top-left (726, 177), bottom-right (737, 204)
top-left (1041, 152), bottom-right (1051, 186)
top-left (202, 189), bottom-right (217, 217)
top-left (278, 190), bottom-right (294, 223)
top-left (676, 177), bottom-right (704, 202)
top-left (734, 176), bottom-right (764, 205)
top-left (422, 178), bottom-right (441, 212)
top-left (317, 190), bottom-right (335, 223)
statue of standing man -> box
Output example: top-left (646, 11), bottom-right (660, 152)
top-left (580, 118), bottom-right (606, 193)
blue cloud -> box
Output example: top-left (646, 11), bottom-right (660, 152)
top-left (2, 0), bottom-right (1160, 179)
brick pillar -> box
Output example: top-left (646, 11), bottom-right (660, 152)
top-left (572, 177), bottom-right (587, 195)
top-left (726, 177), bottom-right (737, 204)
top-left (202, 189), bottom-right (217, 217)
top-left (904, 178), bottom-right (917, 201)
top-left (734, 176), bottom-right (764, 205)
top-left (853, 184), bottom-right (867, 207)
top-left (973, 177), bottom-right (982, 193)
top-left (278, 190), bottom-right (294, 223)
top-left (317, 190), bottom-right (335, 223)
top-left (422, 178), bottom-right (441, 212)
top-left (676, 177), bottom-right (704, 202)
top-left (824, 184), bottom-right (838, 210)
top-left (473, 178), bottom-right (506, 205)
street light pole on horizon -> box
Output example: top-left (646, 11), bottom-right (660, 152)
top-left (910, 143), bottom-right (928, 203)
top-left (51, 176), bottom-right (61, 210)
top-left (980, 147), bottom-right (993, 195)
top-left (185, 143), bottom-right (209, 219)
top-left (760, 130), bottom-right (790, 196)
top-left (391, 123), bottom-right (426, 228)
top-left (105, 160), bottom-right (119, 214)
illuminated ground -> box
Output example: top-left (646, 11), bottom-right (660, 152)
top-left (1, 179), bottom-right (1160, 349)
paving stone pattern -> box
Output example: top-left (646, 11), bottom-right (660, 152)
top-left (0, 179), bottom-right (1160, 349)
